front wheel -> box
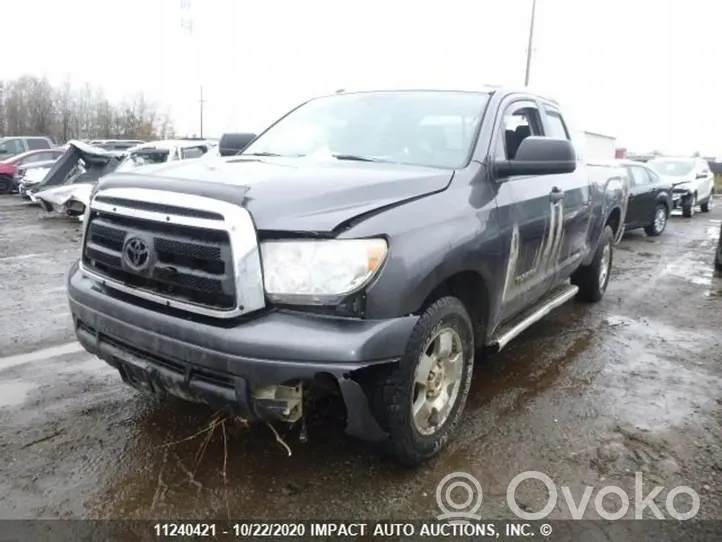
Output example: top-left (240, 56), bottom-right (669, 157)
top-left (572, 225), bottom-right (614, 303)
top-left (0, 175), bottom-right (13, 195)
top-left (644, 204), bottom-right (668, 236)
top-left (369, 296), bottom-right (475, 467)
top-left (700, 195), bottom-right (712, 213)
top-left (682, 194), bottom-right (697, 218)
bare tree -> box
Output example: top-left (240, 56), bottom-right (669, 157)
top-left (0, 74), bottom-right (175, 143)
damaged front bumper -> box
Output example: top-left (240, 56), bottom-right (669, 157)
top-left (67, 262), bottom-right (418, 442)
top-left (34, 183), bottom-right (94, 219)
top-left (671, 190), bottom-right (694, 210)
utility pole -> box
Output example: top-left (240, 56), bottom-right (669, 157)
top-left (524, 0), bottom-right (537, 86)
top-left (181, 0), bottom-right (205, 137)
top-left (199, 86), bottom-right (205, 138)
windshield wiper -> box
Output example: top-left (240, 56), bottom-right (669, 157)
top-left (331, 154), bottom-right (387, 163)
top-left (242, 152), bottom-right (284, 157)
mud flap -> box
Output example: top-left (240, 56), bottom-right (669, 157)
top-left (338, 377), bottom-right (387, 442)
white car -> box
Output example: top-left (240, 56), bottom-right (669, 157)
top-left (646, 156), bottom-right (715, 217)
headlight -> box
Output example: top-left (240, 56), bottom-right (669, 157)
top-left (261, 238), bottom-right (388, 303)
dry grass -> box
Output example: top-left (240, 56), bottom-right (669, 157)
top-left (153, 410), bottom-right (295, 517)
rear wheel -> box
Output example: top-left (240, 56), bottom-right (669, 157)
top-left (700, 194), bottom-right (712, 213)
top-left (644, 204), bottom-right (668, 236)
top-left (682, 193), bottom-right (697, 218)
top-left (369, 296), bottom-right (475, 467)
top-left (0, 175), bottom-right (13, 195)
top-left (572, 225), bottom-right (614, 303)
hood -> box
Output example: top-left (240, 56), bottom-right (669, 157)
top-left (666, 177), bottom-right (695, 189)
top-left (94, 156), bottom-right (454, 232)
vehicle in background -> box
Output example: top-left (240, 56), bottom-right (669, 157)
top-left (114, 139), bottom-right (214, 172)
top-left (0, 148), bottom-right (66, 194)
top-left (616, 159), bottom-right (673, 236)
top-left (16, 160), bottom-right (59, 198)
top-left (647, 156), bottom-right (715, 217)
top-left (0, 136), bottom-right (55, 161)
top-left (217, 132), bottom-right (257, 156)
top-left (24, 141), bottom-right (128, 211)
top-left (67, 87), bottom-right (626, 466)
top-left (93, 140), bottom-right (146, 152)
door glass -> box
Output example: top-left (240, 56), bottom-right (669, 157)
top-left (628, 166), bottom-right (650, 187)
top-left (502, 105), bottom-right (543, 159)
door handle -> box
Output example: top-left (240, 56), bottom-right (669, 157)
top-left (550, 187), bottom-right (564, 202)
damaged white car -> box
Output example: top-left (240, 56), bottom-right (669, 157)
top-left (32, 139), bottom-right (214, 220)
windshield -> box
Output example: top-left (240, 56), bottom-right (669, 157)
top-left (241, 90), bottom-right (490, 169)
top-left (647, 159), bottom-right (695, 177)
top-left (116, 149), bottom-right (170, 171)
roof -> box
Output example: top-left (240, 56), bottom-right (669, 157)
top-left (128, 139), bottom-right (215, 152)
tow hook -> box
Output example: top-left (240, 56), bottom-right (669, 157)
top-left (251, 383), bottom-right (304, 424)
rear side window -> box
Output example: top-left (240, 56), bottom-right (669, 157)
top-left (544, 110), bottom-right (570, 140)
top-left (628, 166), bottom-right (651, 187)
top-left (26, 138), bottom-right (51, 150)
top-left (181, 146), bottom-right (208, 159)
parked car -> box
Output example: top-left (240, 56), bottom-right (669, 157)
top-left (0, 148), bottom-right (66, 194)
top-left (113, 139), bottom-right (214, 171)
top-left (0, 136), bottom-right (55, 161)
top-left (616, 159), bottom-right (673, 236)
top-left (646, 156), bottom-right (715, 217)
top-left (25, 141), bottom-right (128, 214)
top-left (66, 88), bottom-right (625, 466)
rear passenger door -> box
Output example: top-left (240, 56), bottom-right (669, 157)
top-left (494, 100), bottom-right (559, 321)
top-left (539, 104), bottom-right (593, 283)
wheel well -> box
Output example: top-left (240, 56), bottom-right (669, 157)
top-left (606, 207), bottom-right (622, 237)
top-left (420, 271), bottom-right (488, 345)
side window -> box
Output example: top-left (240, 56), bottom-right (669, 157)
top-left (646, 168), bottom-right (661, 184)
top-left (699, 161), bottom-right (711, 176)
top-left (628, 166), bottom-right (650, 187)
top-left (543, 109), bottom-right (570, 140)
top-left (501, 103), bottom-right (544, 160)
top-left (26, 138), bottom-right (50, 150)
top-left (19, 154), bottom-right (42, 164)
top-left (1, 139), bottom-right (25, 154)
top-left (181, 146), bottom-right (207, 159)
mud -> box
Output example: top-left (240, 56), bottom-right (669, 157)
top-left (1, 195), bottom-right (721, 521)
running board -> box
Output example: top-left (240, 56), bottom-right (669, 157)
top-left (488, 284), bottom-right (579, 352)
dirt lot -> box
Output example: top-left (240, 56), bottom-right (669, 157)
top-left (1, 195), bottom-right (721, 523)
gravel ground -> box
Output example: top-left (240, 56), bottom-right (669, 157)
top-left (0, 195), bottom-right (721, 529)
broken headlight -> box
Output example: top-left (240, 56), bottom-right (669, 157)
top-left (260, 238), bottom-right (388, 304)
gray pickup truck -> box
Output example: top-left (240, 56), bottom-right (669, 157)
top-left (67, 88), bottom-right (626, 466)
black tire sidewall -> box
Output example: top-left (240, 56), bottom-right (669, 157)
top-left (648, 204), bottom-right (668, 235)
top-left (0, 175), bottom-right (12, 194)
top-left (372, 297), bottom-right (475, 464)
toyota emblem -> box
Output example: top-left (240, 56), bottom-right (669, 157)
top-left (123, 237), bottom-right (151, 271)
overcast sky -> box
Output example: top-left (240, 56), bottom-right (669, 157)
top-left (2, 0), bottom-right (719, 155)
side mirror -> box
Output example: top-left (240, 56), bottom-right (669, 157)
top-left (494, 136), bottom-right (577, 179)
top-left (696, 172), bottom-right (707, 179)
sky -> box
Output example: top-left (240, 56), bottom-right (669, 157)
top-left (1, 0), bottom-right (720, 155)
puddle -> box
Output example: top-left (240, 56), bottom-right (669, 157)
top-left (0, 380), bottom-right (37, 407)
top-left (662, 259), bottom-right (715, 286)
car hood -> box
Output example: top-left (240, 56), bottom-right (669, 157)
top-left (94, 156), bottom-right (454, 233)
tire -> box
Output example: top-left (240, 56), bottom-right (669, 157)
top-left (682, 193), bottom-right (696, 218)
top-left (716, 225), bottom-right (722, 274)
top-left (572, 225), bottom-right (614, 303)
top-left (644, 204), bottom-right (668, 236)
top-left (700, 195), bottom-right (712, 213)
top-left (368, 296), bottom-right (475, 467)
top-left (0, 175), bottom-right (13, 195)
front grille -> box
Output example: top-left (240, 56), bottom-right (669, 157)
top-left (82, 211), bottom-right (236, 311)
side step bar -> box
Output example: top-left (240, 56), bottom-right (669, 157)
top-left (488, 284), bottom-right (579, 352)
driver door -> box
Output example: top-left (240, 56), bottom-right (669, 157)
top-left (494, 100), bottom-right (559, 321)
